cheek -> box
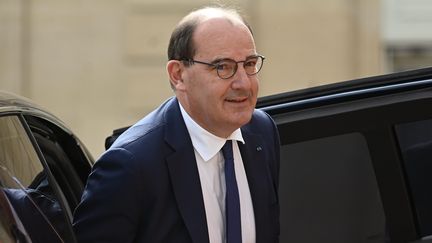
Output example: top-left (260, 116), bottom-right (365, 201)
top-left (252, 78), bottom-right (259, 91)
top-left (189, 83), bottom-right (220, 108)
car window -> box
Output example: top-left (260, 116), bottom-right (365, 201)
top-left (0, 115), bottom-right (72, 243)
top-left (395, 118), bottom-right (432, 238)
top-left (0, 116), bottom-right (43, 187)
top-left (279, 132), bottom-right (387, 243)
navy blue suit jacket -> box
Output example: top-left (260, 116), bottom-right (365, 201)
top-left (73, 97), bottom-right (280, 243)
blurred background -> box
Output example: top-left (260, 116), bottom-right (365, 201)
top-left (1, 0), bottom-right (432, 158)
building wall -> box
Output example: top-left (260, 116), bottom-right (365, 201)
top-left (0, 0), bottom-right (382, 157)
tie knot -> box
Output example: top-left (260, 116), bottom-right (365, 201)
top-left (222, 140), bottom-right (233, 161)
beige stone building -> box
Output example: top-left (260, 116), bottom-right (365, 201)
top-left (1, 0), bottom-right (432, 157)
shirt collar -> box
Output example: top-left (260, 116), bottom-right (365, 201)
top-left (179, 102), bottom-right (245, 162)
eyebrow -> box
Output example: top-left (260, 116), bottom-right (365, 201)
top-left (210, 58), bottom-right (225, 64)
top-left (210, 54), bottom-right (259, 64)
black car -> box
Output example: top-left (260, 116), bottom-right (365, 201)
top-left (0, 91), bottom-right (93, 243)
top-left (3, 66), bottom-right (432, 243)
top-left (256, 67), bottom-right (432, 243)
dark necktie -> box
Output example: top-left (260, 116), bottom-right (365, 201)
top-left (222, 140), bottom-right (242, 243)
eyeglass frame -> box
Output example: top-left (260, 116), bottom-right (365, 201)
top-left (180, 54), bottom-right (265, 79)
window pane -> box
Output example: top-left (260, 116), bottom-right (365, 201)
top-left (395, 119), bottom-right (432, 237)
top-left (0, 116), bottom-right (43, 188)
top-left (280, 133), bottom-right (387, 243)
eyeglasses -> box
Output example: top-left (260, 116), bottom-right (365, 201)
top-left (182, 55), bottom-right (265, 79)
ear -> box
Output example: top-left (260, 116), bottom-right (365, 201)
top-left (167, 60), bottom-right (186, 91)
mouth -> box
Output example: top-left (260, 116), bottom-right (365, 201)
top-left (225, 96), bottom-right (248, 103)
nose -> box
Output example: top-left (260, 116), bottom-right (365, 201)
top-left (231, 64), bottom-right (252, 90)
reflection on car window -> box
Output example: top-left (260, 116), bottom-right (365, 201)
top-left (395, 119), bottom-right (432, 238)
top-left (0, 116), bottom-right (43, 187)
top-left (0, 173), bottom-right (32, 243)
top-left (0, 115), bottom-right (67, 243)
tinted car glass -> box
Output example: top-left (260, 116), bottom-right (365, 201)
top-left (0, 116), bottom-right (43, 186)
top-left (395, 118), bottom-right (432, 237)
top-left (0, 115), bottom-right (71, 243)
top-left (280, 132), bottom-right (387, 243)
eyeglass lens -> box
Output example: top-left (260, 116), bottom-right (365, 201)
top-left (216, 56), bottom-right (263, 79)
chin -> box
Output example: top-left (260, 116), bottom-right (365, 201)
top-left (231, 113), bottom-right (253, 127)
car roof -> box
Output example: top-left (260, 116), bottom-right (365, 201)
top-left (0, 90), bottom-right (72, 135)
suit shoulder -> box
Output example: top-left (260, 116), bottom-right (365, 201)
top-left (240, 109), bottom-right (277, 138)
top-left (249, 109), bottom-right (275, 128)
top-left (252, 109), bottom-right (272, 119)
top-left (110, 97), bottom-right (177, 149)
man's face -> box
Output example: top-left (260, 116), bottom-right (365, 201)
top-left (178, 18), bottom-right (259, 137)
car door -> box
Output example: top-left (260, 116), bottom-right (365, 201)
top-left (0, 111), bottom-right (92, 243)
top-left (257, 66), bottom-right (432, 243)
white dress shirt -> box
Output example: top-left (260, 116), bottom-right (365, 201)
top-left (179, 104), bottom-right (256, 243)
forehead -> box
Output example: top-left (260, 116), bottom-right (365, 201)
top-left (192, 18), bottom-right (256, 59)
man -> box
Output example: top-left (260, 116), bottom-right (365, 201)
top-left (73, 6), bottom-right (280, 243)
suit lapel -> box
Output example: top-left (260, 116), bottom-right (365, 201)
top-left (239, 130), bottom-right (276, 243)
top-left (164, 99), bottom-right (209, 243)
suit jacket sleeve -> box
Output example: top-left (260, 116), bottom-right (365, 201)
top-left (73, 148), bottom-right (145, 243)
